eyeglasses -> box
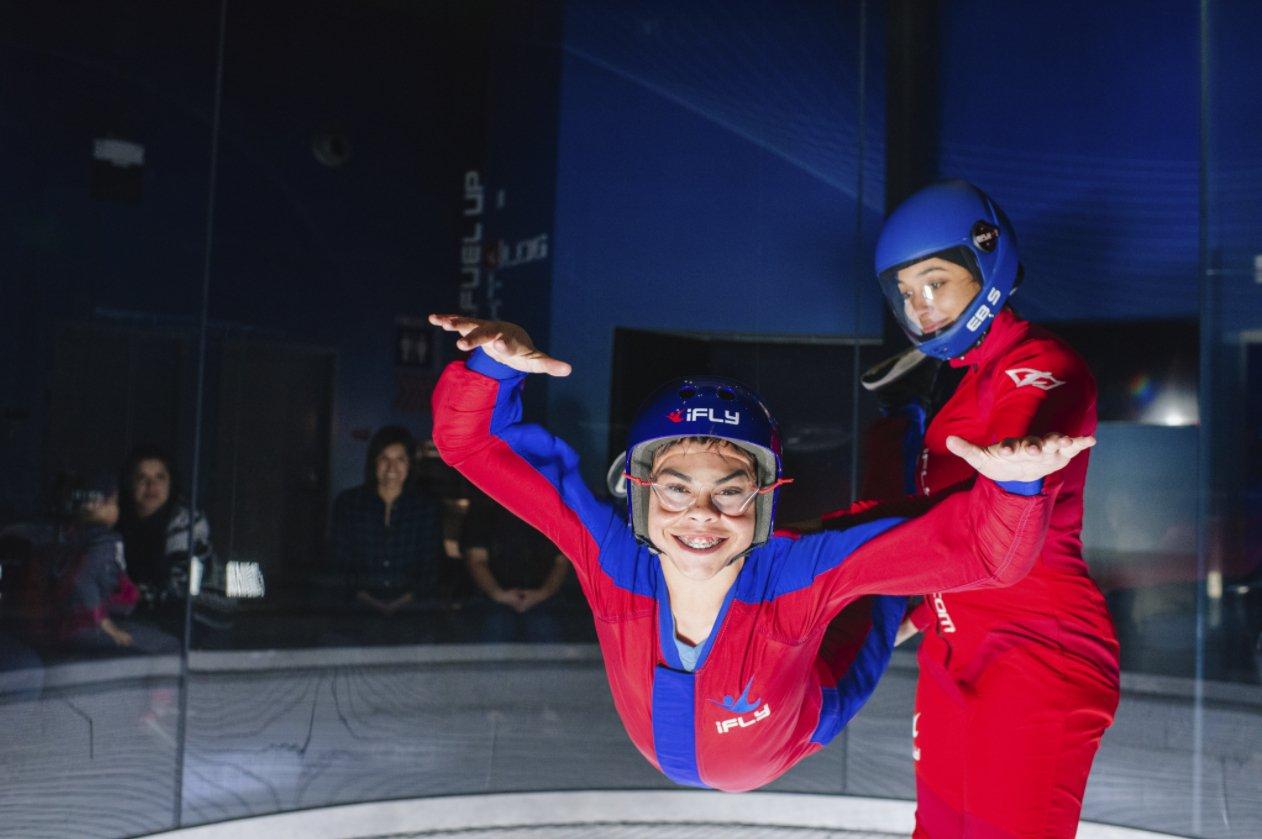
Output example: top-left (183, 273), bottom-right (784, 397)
top-left (624, 473), bottom-right (793, 515)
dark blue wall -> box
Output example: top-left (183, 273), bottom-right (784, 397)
top-left (1208, 0), bottom-right (1262, 334)
top-left (546, 0), bottom-right (885, 479)
top-left (933, 0), bottom-right (1202, 323)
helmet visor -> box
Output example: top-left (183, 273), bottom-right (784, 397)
top-left (878, 246), bottom-right (984, 343)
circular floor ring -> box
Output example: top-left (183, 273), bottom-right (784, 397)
top-left (145, 791), bottom-right (1185, 839)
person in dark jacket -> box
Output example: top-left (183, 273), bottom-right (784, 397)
top-left (331, 426), bottom-right (444, 643)
top-left (461, 489), bottom-right (569, 642)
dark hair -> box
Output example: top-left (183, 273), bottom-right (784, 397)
top-left (118, 445), bottom-right (180, 525)
top-left (364, 426), bottom-right (416, 488)
top-left (121, 445), bottom-right (177, 490)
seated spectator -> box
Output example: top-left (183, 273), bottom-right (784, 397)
top-left (116, 446), bottom-right (229, 645)
top-left (461, 490), bottom-right (569, 643)
top-left (54, 473), bottom-right (176, 654)
top-left (331, 426), bottom-right (443, 644)
top-left (416, 437), bottom-right (472, 566)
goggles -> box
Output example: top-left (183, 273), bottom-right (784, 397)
top-left (624, 473), bottom-right (793, 516)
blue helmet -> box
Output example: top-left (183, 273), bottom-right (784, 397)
top-left (874, 180), bottom-right (1020, 360)
top-left (624, 376), bottom-right (785, 550)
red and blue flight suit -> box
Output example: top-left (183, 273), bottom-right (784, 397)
top-left (433, 348), bottom-right (1057, 793)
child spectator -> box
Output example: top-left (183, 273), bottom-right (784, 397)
top-left (55, 473), bottom-right (175, 654)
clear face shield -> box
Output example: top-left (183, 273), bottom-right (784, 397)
top-left (878, 246), bottom-right (984, 344)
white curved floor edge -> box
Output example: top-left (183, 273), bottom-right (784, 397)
top-left (143, 791), bottom-right (1187, 838)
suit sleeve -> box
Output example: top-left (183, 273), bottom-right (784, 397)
top-left (431, 352), bottom-right (624, 588)
top-left (819, 493), bottom-right (936, 529)
top-left (784, 477), bottom-right (1053, 627)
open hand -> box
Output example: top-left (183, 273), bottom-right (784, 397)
top-left (946, 432), bottom-right (1096, 484)
top-left (428, 314), bottom-right (571, 377)
top-left (102, 619), bottom-right (133, 647)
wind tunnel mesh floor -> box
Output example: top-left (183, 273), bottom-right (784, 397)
top-left (370, 825), bottom-right (896, 838)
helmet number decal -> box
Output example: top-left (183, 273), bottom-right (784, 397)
top-left (971, 220), bottom-right (1000, 252)
top-left (966, 305), bottom-right (992, 331)
top-left (965, 289), bottom-right (1004, 332)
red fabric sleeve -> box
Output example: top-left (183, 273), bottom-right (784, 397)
top-left (820, 493), bottom-right (937, 529)
top-left (826, 477), bottom-right (1054, 602)
top-left (908, 599), bottom-right (934, 631)
top-left (431, 360), bottom-right (623, 587)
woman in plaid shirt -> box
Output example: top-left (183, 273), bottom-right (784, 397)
top-left (331, 426), bottom-right (444, 642)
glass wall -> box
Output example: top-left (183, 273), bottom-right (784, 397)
top-left (1205, 0), bottom-right (1262, 687)
top-left (1197, 0), bottom-right (1262, 832)
top-left (0, 3), bottom-right (222, 834)
top-left (1, 2), bottom-right (1259, 837)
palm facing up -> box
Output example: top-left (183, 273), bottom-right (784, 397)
top-left (946, 433), bottom-right (1096, 484)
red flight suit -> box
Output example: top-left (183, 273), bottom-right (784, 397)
top-left (837, 307), bottom-right (1120, 837)
top-left (913, 307), bottom-right (1119, 837)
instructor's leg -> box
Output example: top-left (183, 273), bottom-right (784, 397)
top-left (912, 652), bottom-right (967, 838)
top-left (958, 650), bottom-right (1118, 837)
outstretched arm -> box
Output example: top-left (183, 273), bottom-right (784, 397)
top-left (837, 432), bottom-right (1094, 596)
top-left (429, 316), bottom-right (621, 585)
top-left (787, 432), bottom-right (1093, 624)
top-left (815, 429), bottom-right (1095, 531)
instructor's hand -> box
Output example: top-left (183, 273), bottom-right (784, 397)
top-left (946, 432), bottom-right (1095, 484)
top-left (429, 314), bottom-right (572, 377)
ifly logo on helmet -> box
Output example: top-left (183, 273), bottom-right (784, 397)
top-left (668, 407), bottom-right (741, 425)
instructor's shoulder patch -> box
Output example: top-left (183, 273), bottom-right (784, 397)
top-left (1004, 367), bottom-right (1066, 391)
